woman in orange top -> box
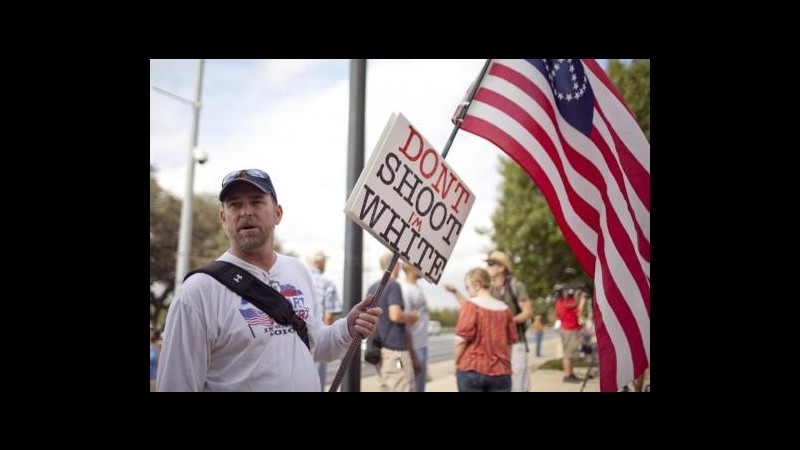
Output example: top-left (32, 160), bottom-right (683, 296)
top-left (453, 268), bottom-right (519, 392)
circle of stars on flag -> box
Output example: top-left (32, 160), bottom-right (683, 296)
top-left (544, 59), bottom-right (589, 102)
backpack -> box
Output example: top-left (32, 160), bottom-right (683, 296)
top-left (363, 280), bottom-right (399, 365)
top-left (364, 331), bottom-right (382, 365)
top-left (506, 276), bottom-right (530, 351)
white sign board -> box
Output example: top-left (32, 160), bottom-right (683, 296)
top-left (344, 112), bottom-right (475, 284)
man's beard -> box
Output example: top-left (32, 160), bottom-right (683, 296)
top-left (226, 219), bottom-right (271, 252)
top-left (234, 228), bottom-right (268, 251)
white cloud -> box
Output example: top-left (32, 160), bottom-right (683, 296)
top-left (150, 59), bottom-right (516, 310)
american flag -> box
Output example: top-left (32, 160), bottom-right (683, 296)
top-left (458, 59), bottom-right (649, 392)
top-left (240, 306), bottom-right (273, 327)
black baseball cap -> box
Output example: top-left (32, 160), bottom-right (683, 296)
top-left (219, 169), bottom-right (277, 202)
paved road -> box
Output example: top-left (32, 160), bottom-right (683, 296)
top-left (326, 329), bottom-right (559, 381)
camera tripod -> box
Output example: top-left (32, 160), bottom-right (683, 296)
top-left (580, 345), bottom-right (597, 392)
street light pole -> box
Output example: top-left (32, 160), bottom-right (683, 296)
top-left (169, 59), bottom-right (205, 289)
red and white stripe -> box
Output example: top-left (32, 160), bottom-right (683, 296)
top-left (460, 59), bottom-right (650, 391)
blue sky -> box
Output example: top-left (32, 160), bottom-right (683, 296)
top-left (150, 59), bottom-right (619, 309)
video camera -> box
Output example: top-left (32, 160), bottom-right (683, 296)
top-left (553, 282), bottom-right (581, 296)
top-left (550, 282), bottom-right (592, 304)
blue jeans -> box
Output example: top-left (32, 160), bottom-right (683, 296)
top-left (534, 331), bottom-right (544, 356)
top-left (414, 346), bottom-right (428, 393)
top-left (316, 362), bottom-right (326, 392)
top-left (456, 369), bottom-right (512, 392)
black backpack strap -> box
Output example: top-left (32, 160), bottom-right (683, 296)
top-left (505, 276), bottom-right (521, 313)
top-left (185, 261), bottom-right (310, 351)
top-left (505, 276), bottom-right (529, 352)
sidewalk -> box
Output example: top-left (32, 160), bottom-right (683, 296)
top-left (350, 332), bottom-right (648, 392)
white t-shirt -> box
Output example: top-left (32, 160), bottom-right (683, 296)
top-left (157, 251), bottom-right (353, 392)
top-left (399, 279), bottom-right (430, 349)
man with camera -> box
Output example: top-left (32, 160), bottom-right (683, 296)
top-left (555, 285), bottom-right (586, 383)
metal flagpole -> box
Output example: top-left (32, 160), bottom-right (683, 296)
top-left (328, 59), bottom-right (493, 392)
top-left (441, 59), bottom-right (492, 158)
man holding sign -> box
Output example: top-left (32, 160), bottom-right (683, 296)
top-left (158, 169), bottom-right (382, 392)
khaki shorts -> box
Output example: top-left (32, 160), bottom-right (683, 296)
top-left (376, 348), bottom-right (415, 392)
top-left (559, 329), bottom-right (581, 359)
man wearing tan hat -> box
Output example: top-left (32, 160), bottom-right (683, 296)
top-left (485, 250), bottom-right (533, 392)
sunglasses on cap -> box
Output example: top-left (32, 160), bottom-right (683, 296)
top-left (221, 169), bottom-right (270, 188)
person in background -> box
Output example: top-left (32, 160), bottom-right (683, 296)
top-left (446, 251), bottom-right (532, 391)
top-left (399, 262), bottom-right (429, 392)
top-left (486, 251), bottom-right (532, 391)
top-left (367, 253), bottom-right (419, 392)
top-left (633, 368), bottom-right (650, 392)
top-left (306, 250), bottom-right (343, 390)
top-left (452, 267), bottom-right (518, 392)
top-left (157, 168), bottom-right (381, 391)
top-left (150, 322), bottom-right (159, 392)
top-left (554, 286), bottom-right (585, 383)
top-left (156, 329), bottom-right (164, 357)
top-left (532, 315), bottom-right (545, 357)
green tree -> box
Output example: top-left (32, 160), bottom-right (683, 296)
top-left (150, 165), bottom-right (181, 325)
top-left (191, 192), bottom-right (231, 270)
top-left (430, 308), bottom-right (459, 328)
top-left (608, 59), bottom-right (650, 143)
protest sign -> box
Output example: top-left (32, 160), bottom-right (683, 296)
top-left (344, 112), bottom-right (475, 284)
